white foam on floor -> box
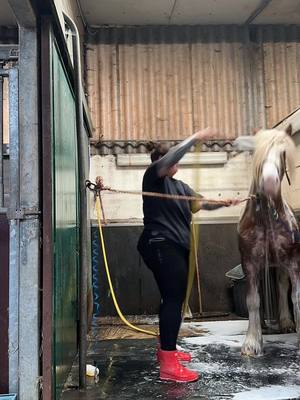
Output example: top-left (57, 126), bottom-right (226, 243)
top-left (191, 360), bottom-right (300, 377)
top-left (180, 320), bottom-right (300, 399)
top-left (232, 385), bottom-right (300, 400)
top-left (184, 320), bottom-right (249, 336)
top-left (182, 320), bottom-right (298, 349)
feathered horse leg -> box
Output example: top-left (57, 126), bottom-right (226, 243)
top-left (241, 261), bottom-right (263, 356)
top-left (288, 264), bottom-right (300, 349)
top-left (277, 268), bottom-right (295, 333)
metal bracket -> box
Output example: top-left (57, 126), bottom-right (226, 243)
top-left (7, 207), bottom-right (41, 220)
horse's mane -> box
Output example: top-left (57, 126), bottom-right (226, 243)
top-left (252, 128), bottom-right (296, 186)
top-left (238, 128), bottom-right (296, 225)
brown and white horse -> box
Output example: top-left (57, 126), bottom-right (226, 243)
top-left (238, 126), bottom-right (300, 356)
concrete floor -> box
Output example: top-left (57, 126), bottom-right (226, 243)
top-left (62, 320), bottom-right (300, 400)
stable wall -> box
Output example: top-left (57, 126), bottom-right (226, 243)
top-left (86, 24), bottom-right (300, 317)
top-left (277, 111), bottom-right (300, 212)
top-left (90, 151), bottom-right (250, 316)
top-left (92, 223), bottom-right (240, 316)
top-left (89, 131), bottom-right (299, 316)
top-left (283, 131), bottom-right (300, 212)
top-left (89, 152), bottom-right (252, 223)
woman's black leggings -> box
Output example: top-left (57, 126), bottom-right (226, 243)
top-left (137, 231), bottom-right (189, 351)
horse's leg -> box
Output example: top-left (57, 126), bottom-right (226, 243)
top-left (277, 268), bottom-right (295, 333)
top-left (259, 282), bottom-right (267, 330)
top-left (288, 265), bottom-right (300, 348)
top-left (241, 263), bottom-right (263, 356)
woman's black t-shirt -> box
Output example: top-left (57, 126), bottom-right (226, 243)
top-left (142, 163), bottom-right (197, 250)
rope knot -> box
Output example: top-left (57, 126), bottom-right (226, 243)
top-left (95, 176), bottom-right (105, 191)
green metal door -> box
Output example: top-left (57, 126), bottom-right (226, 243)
top-left (52, 41), bottom-right (79, 398)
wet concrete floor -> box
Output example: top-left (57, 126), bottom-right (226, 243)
top-left (62, 321), bottom-right (300, 400)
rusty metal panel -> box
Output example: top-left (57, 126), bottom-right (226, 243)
top-left (86, 26), bottom-right (250, 142)
top-left (257, 25), bottom-right (300, 128)
top-left (86, 25), bottom-right (300, 143)
top-left (190, 26), bottom-right (249, 139)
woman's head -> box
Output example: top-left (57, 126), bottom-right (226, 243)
top-left (146, 142), bottom-right (169, 162)
top-left (146, 142), bottom-right (178, 177)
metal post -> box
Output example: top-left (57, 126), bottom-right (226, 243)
top-left (6, 30), bottom-right (40, 400)
top-left (8, 67), bottom-right (20, 395)
top-left (18, 27), bottom-right (40, 400)
top-left (0, 76), bottom-right (4, 207)
top-left (7, 2), bottom-right (39, 399)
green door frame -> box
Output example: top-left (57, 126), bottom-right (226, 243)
top-left (41, 17), bottom-right (80, 400)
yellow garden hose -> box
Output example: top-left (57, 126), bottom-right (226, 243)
top-left (95, 193), bottom-right (157, 337)
top-left (183, 218), bottom-right (197, 318)
top-left (183, 143), bottom-right (202, 318)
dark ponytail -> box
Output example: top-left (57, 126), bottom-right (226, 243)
top-left (146, 141), bottom-right (169, 162)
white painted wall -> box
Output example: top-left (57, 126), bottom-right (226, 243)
top-left (276, 112), bottom-right (300, 213)
top-left (282, 131), bottom-right (300, 212)
top-left (90, 152), bottom-right (252, 224)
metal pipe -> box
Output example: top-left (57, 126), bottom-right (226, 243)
top-left (245, 0), bottom-right (273, 24)
top-left (0, 76), bottom-right (4, 207)
top-left (63, 13), bottom-right (88, 389)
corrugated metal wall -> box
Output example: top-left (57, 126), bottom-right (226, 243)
top-left (86, 25), bottom-right (300, 142)
top-left (86, 26), bottom-right (251, 141)
top-left (257, 26), bottom-right (300, 128)
top-left (190, 26), bottom-right (250, 139)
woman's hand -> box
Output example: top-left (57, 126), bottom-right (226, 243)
top-left (194, 127), bottom-right (218, 141)
top-left (223, 198), bottom-right (242, 207)
top-left (192, 197), bottom-right (241, 212)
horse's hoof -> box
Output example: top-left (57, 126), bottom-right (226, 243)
top-left (241, 348), bottom-right (263, 357)
top-left (241, 339), bottom-right (263, 357)
top-left (279, 319), bottom-right (295, 333)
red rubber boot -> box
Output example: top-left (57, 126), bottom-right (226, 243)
top-left (158, 349), bottom-right (199, 383)
top-left (156, 338), bottom-right (192, 362)
top-left (157, 346), bottom-right (192, 362)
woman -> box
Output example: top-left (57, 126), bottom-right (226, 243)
top-left (137, 128), bottom-right (240, 383)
